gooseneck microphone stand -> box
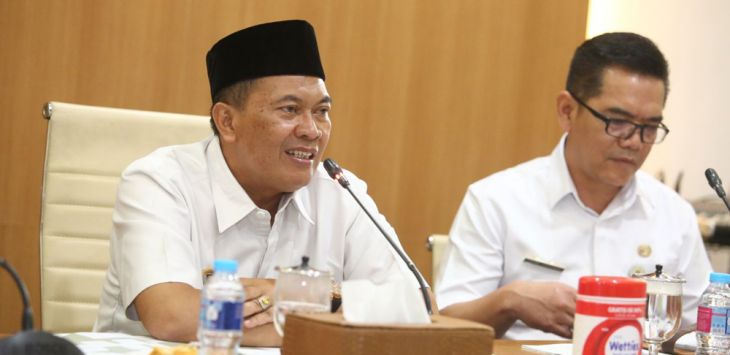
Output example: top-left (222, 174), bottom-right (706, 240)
top-left (323, 158), bottom-right (433, 315)
top-left (0, 257), bottom-right (33, 331)
top-left (0, 257), bottom-right (83, 355)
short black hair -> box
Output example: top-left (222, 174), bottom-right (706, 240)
top-left (566, 32), bottom-right (669, 101)
top-left (209, 79), bottom-right (257, 135)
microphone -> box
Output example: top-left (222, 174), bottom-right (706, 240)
top-left (323, 158), bottom-right (433, 315)
top-left (0, 257), bottom-right (83, 355)
top-left (705, 168), bottom-right (730, 215)
top-left (705, 168), bottom-right (726, 198)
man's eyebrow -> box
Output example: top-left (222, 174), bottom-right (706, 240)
top-left (605, 107), bottom-right (663, 122)
top-left (273, 95), bottom-right (303, 105)
top-left (272, 95), bottom-right (332, 105)
top-left (605, 107), bottom-right (636, 118)
top-left (319, 96), bottom-right (332, 105)
top-left (647, 116), bottom-right (664, 123)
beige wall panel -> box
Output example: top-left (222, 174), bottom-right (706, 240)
top-left (0, 0), bottom-right (587, 333)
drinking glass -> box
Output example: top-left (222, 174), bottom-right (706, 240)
top-left (634, 265), bottom-right (685, 355)
top-left (272, 256), bottom-right (331, 336)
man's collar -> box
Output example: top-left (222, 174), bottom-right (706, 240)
top-left (208, 137), bottom-right (315, 233)
top-left (208, 136), bottom-right (257, 233)
top-left (547, 133), bottom-right (652, 217)
top-left (608, 172), bottom-right (654, 219)
top-left (546, 134), bottom-right (579, 209)
top-left (284, 190), bottom-right (315, 225)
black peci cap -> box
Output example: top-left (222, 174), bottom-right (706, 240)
top-left (206, 19), bottom-right (326, 100)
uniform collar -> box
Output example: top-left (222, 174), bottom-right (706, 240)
top-left (207, 136), bottom-right (257, 233)
top-left (609, 172), bottom-right (653, 219)
top-left (278, 188), bottom-right (315, 226)
top-left (207, 137), bottom-right (315, 233)
top-left (546, 134), bottom-right (579, 209)
top-left (546, 134), bottom-right (651, 217)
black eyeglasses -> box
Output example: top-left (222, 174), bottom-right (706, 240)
top-left (568, 91), bottom-right (670, 144)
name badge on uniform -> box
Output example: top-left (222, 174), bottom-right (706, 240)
top-left (523, 257), bottom-right (565, 272)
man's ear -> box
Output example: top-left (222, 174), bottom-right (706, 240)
top-left (556, 90), bottom-right (577, 133)
top-left (211, 102), bottom-right (236, 142)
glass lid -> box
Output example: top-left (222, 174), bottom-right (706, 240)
top-left (276, 256), bottom-right (330, 278)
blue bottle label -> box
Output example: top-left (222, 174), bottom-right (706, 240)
top-left (199, 299), bottom-right (243, 331)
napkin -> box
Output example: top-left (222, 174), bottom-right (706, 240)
top-left (341, 279), bottom-right (431, 324)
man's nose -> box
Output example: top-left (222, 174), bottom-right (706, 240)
top-left (619, 126), bottom-right (643, 149)
top-left (296, 111), bottom-right (320, 139)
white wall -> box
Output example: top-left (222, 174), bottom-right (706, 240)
top-left (587, 0), bottom-right (730, 201)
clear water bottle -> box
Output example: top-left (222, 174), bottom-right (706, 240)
top-left (696, 272), bottom-right (730, 354)
top-left (198, 259), bottom-right (244, 355)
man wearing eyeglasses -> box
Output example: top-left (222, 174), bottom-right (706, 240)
top-left (436, 32), bottom-right (712, 340)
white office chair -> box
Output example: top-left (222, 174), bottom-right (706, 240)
top-left (425, 234), bottom-right (449, 290)
top-left (39, 102), bottom-right (211, 332)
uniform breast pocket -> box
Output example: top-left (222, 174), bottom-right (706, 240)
top-left (515, 256), bottom-right (564, 281)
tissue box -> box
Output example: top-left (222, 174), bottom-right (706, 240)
top-left (281, 313), bottom-right (494, 355)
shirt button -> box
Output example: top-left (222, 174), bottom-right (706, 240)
top-left (255, 210), bottom-right (268, 220)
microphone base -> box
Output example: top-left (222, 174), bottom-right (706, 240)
top-left (0, 330), bottom-right (84, 355)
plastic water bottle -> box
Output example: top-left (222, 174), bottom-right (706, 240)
top-left (199, 259), bottom-right (244, 355)
top-left (696, 272), bottom-right (730, 354)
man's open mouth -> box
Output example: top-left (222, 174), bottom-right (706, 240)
top-left (286, 150), bottom-right (315, 160)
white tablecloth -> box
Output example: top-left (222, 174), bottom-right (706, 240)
top-left (59, 332), bottom-right (280, 355)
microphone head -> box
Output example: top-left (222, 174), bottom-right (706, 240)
top-left (323, 158), bottom-right (350, 187)
top-left (706, 168), bottom-right (721, 187)
top-left (323, 158), bottom-right (340, 178)
top-left (705, 168), bottom-right (726, 197)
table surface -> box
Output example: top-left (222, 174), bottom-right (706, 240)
top-left (492, 339), bottom-right (693, 355)
top-left (493, 340), bottom-right (559, 354)
top-left (59, 332), bottom-right (279, 354)
top-left (57, 333), bottom-right (694, 355)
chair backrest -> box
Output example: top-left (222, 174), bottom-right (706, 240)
top-left (425, 234), bottom-right (449, 290)
top-left (39, 102), bottom-right (211, 332)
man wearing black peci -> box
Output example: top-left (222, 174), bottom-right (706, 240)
top-left (95, 20), bottom-right (423, 346)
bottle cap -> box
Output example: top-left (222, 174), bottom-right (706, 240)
top-left (709, 272), bottom-right (730, 284)
top-left (578, 276), bottom-right (646, 298)
top-left (213, 259), bottom-right (238, 273)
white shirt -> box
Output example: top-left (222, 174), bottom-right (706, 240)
top-left (436, 134), bottom-right (712, 340)
top-left (94, 136), bottom-right (413, 335)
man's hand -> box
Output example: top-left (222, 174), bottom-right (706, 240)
top-left (441, 280), bottom-right (576, 338)
top-left (241, 323), bottom-right (282, 347)
top-left (503, 280), bottom-right (576, 338)
top-left (241, 278), bottom-right (276, 329)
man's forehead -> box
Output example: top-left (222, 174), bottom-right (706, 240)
top-left (597, 67), bottom-right (667, 96)
top-left (249, 76), bottom-right (329, 101)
